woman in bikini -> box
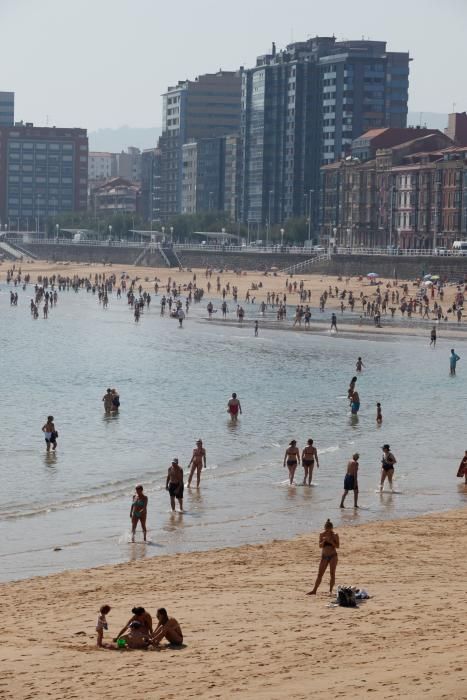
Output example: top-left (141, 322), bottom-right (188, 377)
top-left (307, 519), bottom-right (339, 596)
top-left (302, 438), bottom-right (319, 486)
top-left (130, 485), bottom-right (148, 542)
top-left (380, 444), bottom-right (397, 491)
top-left (283, 440), bottom-right (300, 485)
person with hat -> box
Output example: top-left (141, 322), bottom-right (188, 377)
top-left (380, 444), bottom-right (397, 492)
top-left (187, 439), bottom-right (207, 488)
top-left (166, 459), bottom-right (184, 512)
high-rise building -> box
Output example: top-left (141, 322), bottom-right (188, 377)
top-left (0, 92), bottom-right (14, 126)
top-left (141, 147), bottom-right (162, 222)
top-left (159, 71), bottom-right (242, 221)
top-left (0, 123), bottom-right (88, 227)
top-left (224, 134), bottom-right (242, 223)
top-left (181, 137), bottom-right (226, 214)
top-left (88, 151), bottom-right (116, 181)
top-left (241, 38), bottom-right (410, 231)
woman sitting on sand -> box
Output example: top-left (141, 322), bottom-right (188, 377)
top-left (151, 608), bottom-right (183, 647)
top-left (114, 606), bottom-right (153, 645)
top-left (306, 519), bottom-right (339, 596)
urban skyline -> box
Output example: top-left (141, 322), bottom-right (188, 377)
top-left (1, 0), bottom-right (466, 131)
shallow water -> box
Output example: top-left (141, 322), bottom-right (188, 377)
top-left (0, 282), bottom-right (466, 581)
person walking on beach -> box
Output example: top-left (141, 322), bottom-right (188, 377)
top-left (166, 458), bottom-right (184, 512)
top-left (356, 357), bottom-right (364, 372)
top-left (130, 484), bottom-right (148, 542)
top-left (227, 393), bottom-right (242, 421)
top-left (96, 604), bottom-right (111, 648)
top-left (450, 349), bottom-right (460, 375)
top-left (306, 519), bottom-right (339, 596)
top-left (283, 440), bottom-right (300, 485)
top-left (331, 313), bottom-right (337, 332)
top-left (380, 444), bottom-right (397, 492)
top-left (187, 439), bottom-right (207, 488)
top-left (430, 326), bottom-right (437, 347)
top-left (456, 450), bottom-right (467, 484)
top-left (42, 416), bottom-right (58, 452)
top-left (340, 453), bottom-right (359, 508)
top-left (177, 307), bottom-right (185, 328)
top-left (151, 608), bottom-right (184, 647)
top-left (302, 439), bottom-right (319, 485)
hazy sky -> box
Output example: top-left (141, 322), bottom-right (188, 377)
top-left (1, 0), bottom-right (466, 131)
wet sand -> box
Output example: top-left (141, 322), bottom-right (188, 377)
top-left (1, 508), bottom-right (466, 699)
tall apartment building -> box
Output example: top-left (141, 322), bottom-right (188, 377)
top-left (159, 71), bottom-right (242, 220)
top-left (181, 137), bottom-right (226, 214)
top-left (0, 92), bottom-right (14, 126)
top-left (141, 147), bottom-right (162, 222)
top-left (241, 37), bottom-right (410, 228)
top-left (0, 123), bottom-right (88, 227)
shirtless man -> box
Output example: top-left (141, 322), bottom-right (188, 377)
top-left (340, 453), bottom-right (359, 508)
top-left (151, 608), bottom-right (183, 647)
top-left (42, 416), bottom-right (58, 452)
top-left (187, 439), bottom-right (207, 488)
top-left (166, 458), bottom-right (184, 512)
top-left (102, 388), bottom-right (113, 413)
top-left (301, 438), bottom-right (319, 485)
top-left (227, 393), bottom-right (242, 421)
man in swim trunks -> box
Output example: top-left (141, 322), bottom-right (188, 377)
top-left (187, 439), bottom-right (207, 488)
top-left (380, 444), bottom-right (396, 491)
top-left (166, 458), bottom-right (184, 512)
top-left (151, 608), bottom-right (183, 647)
top-left (42, 416), bottom-right (58, 452)
top-left (301, 438), bottom-right (319, 485)
top-left (340, 453), bottom-right (359, 508)
top-left (102, 388), bottom-right (113, 412)
top-left (227, 393), bottom-right (242, 421)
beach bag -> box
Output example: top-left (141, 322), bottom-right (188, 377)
top-left (337, 586), bottom-right (357, 608)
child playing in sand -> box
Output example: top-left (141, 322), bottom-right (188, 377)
top-left (96, 604), bottom-right (111, 647)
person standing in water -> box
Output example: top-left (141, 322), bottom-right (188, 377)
top-left (456, 450), bottom-right (467, 484)
top-left (301, 439), bottom-right (319, 485)
top-left (430, 326), bottom-right (437, 347)
top-left (380, 444), bottom-right (397, 492)
top-left (376, 402), bottom-right (383, 424)
top-left (102, 388), bottom-right (113, 413)
top-left (166, 459), bottom-right (184, 512)
top-left (348, 376), bottom-right (357, 402)
top-left (450, 348), bottom-right (460, 375)
top-left (130, 485), bottom-right (148, 542)
top-left (350, 390), bottom-right (360, 415)
top-left (356, 357), bottom-right (364, 372)
top-left (254, 320), bottom-right (259, 337)
top-left (340, 453), bottom-right (359, 508)
top-left (187, 439), bottom-right (207, 488)
top-left (330, 313), bottom-right (337, 332)
top-left (42, 416), bottom-right (58, 452)
top-left (283, 440), bottom-right (300, 485)
top-left (227, 393), bottom-right (242, 421)
top-left (306, 519), bottom-right (339, 596)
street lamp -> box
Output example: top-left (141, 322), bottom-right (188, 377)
top-left (108, 224), bottom-right (112, 241)
top-left (308, 189), bottom-right (314, 244)
top-left (170, 225), bottom-right (174, 244)
top-left (55, 223), bottom-right (59, 242)
top-left (280, 227), bottom-right (285, 248)
top-left (267, 189), bottom-right (273, 247)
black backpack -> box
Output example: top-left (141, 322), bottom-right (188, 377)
top-left (337, 586), bottom-right (357, 608)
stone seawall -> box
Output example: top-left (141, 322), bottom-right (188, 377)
top-left (21, 244), bottom-right (165, 267)
top-left (176, 251), bottom-right (311, 271)
top-left (306, 255), bottom-right (467, 280)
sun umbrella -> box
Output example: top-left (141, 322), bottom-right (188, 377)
top-left (431, 275), bottom-right (440, 280)
top-left (423, 274), bottom-right (432, 280)
top-left (367, 272), bottom-right (379, 278)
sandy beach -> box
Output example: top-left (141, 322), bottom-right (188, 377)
top-left (0, 508), bottom-right (466, 699)
top-left (2, 258), bottom-right (466, 334)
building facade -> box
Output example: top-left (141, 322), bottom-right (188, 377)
top-left (181, 137), bottom-right (226, 215)
top-left (319, 125), bottom-right (467, 249)
top-left (241, 37), bottom-right (410, 229)
top-left (88, 152), bottom-right (116, 181)
top-left (0, 123), bottom-right (88, 228)
top-left (159, 71), bottom-right (242, 221)
top-left (0, 92), bottom-right (14, 127)
top-left (115, 147), bottom-right (141, 182)
top-left (141, 147), bottom-right (162, 222)
top-left (91, 177), bottom-right (141, 215)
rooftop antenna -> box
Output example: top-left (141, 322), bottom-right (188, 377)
top-left (452, 102), bottom-right (457, 112)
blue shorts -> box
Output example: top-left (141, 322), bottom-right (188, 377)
top-left (344, 474), bottom-right (355, 491)
top-left (351, 403), bottom-right (360, 413)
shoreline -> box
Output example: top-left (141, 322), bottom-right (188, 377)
top-left (1, 507), bottom-right (466, 699)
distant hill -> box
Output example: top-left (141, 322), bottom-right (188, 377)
top-left (88, 126), bottom-right (162, 152)
top-left (407, 112), bottom-right (449, 131)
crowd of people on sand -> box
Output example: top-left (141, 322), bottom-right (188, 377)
top-left (96, 605), bottom-right (183, 650)
top-left (3, 262), bottom-right (467, 625)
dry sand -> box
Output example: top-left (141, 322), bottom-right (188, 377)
top-left (0, 508), bottom-right (466, 699)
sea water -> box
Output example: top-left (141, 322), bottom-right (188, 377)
top-left (0, 283), bottom-right (465, 581)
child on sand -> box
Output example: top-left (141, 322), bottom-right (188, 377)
top-left (96, 604), bottom-right (111, 647)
